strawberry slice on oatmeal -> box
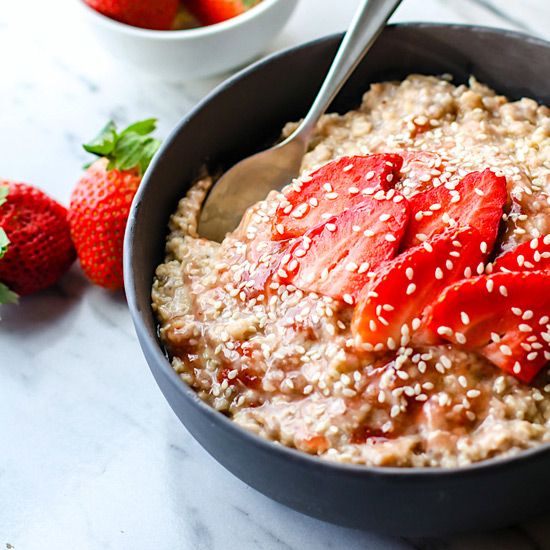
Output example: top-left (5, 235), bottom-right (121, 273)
top-left (272, 154), bottom-right (403, 240)
top-left (423, 271), bottom-right (550, 382)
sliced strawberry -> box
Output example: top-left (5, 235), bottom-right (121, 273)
top-left (400, 168), bottom-right (507, 253)
top-left (275, 194), bottom-right (409, 303)
top-left (272, 154), bottom-right (403, 240)
top-left (423, 271), bottom-right (550, 383)
top-left (494, 235), bottom-right (550, 272)
top-left (399, 151), bottom-right (450, 193)
top-left (351, 226), bottom-right (485, 351)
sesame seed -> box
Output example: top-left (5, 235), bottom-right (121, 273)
top-left (455, 332), bottom-right (467, 344)
top-left (343, 294), bottom-right (354, 305)
top-left (323, 183), bottom-right (333, 192)
top-left (326, 223), bottom-right (336, 232)
top-left (519, 324), bottom-right (533, 332)
top-left (390, 405), bottom-right (401, 418)
top-left (499, 344), bottom-right (512, 356)
top-left (406, 283), bottom-right (417, 295)
top-left (385, 234), bottom-right (397, 242)
top-left (412, 318), bottom-right (421, 331)
top-left (460, 312), bottom-right (470, 325)
top-left (366, 171), bottom-right (375, 180)
top-left (486, 279), bottom-right (494, 292)
top-left (369, 320), bottom-right (377, 332)
top-left (326, 192), bottom-right (339, 200)
top-left (435, 267), bottom-right (444, 279)
top-left (379, 213), bottom-right (391, 222)
top-left (437, 326), bottom-right (453, 337)
top-left (499, 285), bottom-right (508, 297)
top-left (405, 267), bottom-right (414, 280)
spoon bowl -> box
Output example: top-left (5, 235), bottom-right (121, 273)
top-left (197, 0), bottom-right (403, 241)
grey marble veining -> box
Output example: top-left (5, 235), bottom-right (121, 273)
top-left (3, 0), bottom-right (550, 548)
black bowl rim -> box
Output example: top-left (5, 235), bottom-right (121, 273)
top-left (124, 21), bottom-right (550, 481)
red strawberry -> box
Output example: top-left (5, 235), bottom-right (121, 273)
top-left (182, 0), bottom-right (252, 25)
top-left (69, 119), bottom-right (161, 290)
top-left (399, 151), bottom-right (450, 193)
top-left (351, 226), bottom-right (485, 351)
top-left (84, 0), bottom-right (179, 30)
top-left (423, 271), bottom-right (550, 382)
top-left (275, 194), bottom-right (409, 304)
top-left (493, 235), bottom-right (550, 272)
top-left (400, 168), bottom-right (507, 253)
top-left (0, 181), bottom-right (76, 297)
top-left (272, 154), bottom-right (403, 240)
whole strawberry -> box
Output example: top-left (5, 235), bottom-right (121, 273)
top-left (84, 0), bottom-right (179, 30)
top-left (69, 119), bottom-right (161, 291)
top-left (183, 0), bottom-right (257, 26)
top-left (0, 181), bottom-right (76, 297)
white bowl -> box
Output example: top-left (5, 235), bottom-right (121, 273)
top-left (78, 0), bottom-right (300, 79)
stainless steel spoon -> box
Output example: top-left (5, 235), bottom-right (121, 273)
top-left (198, 0), bottom-right (403, 242)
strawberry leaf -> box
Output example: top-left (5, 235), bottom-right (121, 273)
top-left (0, 281), bottom-right (18, 305)
top-left (0, 227), bottom-right (9, 259)
top-left (0, 185), bottom-right (8, 207)
top-left (84, 119), bottom-right (161, 175)
top-left (120, 118), bottom-right (158, 136)
top-left (83, 121), bottom-right (117, 157)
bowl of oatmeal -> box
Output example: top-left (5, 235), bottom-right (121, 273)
top-left (124, 24), bottom-right (550, 535)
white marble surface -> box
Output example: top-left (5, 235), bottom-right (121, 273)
top-left (3, 0), bottom-right (550, 549)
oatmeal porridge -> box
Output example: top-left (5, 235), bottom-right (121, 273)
top-left (152, 74), bottom-right (550, 467)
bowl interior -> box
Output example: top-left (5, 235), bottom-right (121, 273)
top-left (125, 23), bottom-right (550, 536)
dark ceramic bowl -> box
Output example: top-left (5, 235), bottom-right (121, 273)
top-left (124, 24), bottom-right (550, 537)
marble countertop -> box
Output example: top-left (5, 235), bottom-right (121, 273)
top-left (3, 1), bottom-right (550, 548)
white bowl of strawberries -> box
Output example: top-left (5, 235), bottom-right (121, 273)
top-left (78, 0), bottom-right (300, 79)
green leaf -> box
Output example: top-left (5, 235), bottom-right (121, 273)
top-left (83, 118), bottom-right (162, 175)
top-left (242, 0), bottom-right (257, 7)
top-left (0, 281), bottom-right (18, 305)
top-left (0, 185), bottom-right (8, 208)
top-left (120, 118), bottom-right (157, 137)
top-left (82, 120), bottom-right (117, 157)
top-left (0, 227), bottom-right (9, 260)
top-left (139, 138), bottom-right (162, 174)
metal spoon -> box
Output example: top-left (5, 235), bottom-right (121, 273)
top-left (198, 0), bottom-right (403, 242)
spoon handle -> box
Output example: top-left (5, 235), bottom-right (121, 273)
top-left (289, 0), bottom-right (403, 147)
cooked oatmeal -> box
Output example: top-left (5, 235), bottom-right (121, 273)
top-left (152, 75), bottom-right (550, 467)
